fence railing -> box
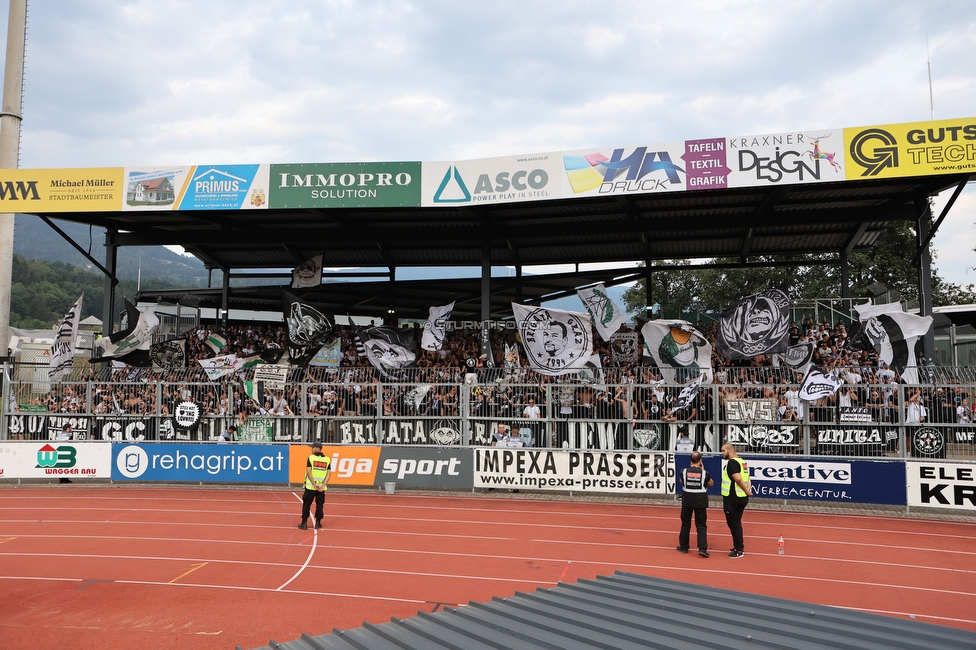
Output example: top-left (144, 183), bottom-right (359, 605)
top-left (5, 373), bottom-right (974, 461)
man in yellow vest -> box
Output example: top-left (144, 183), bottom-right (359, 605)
top-left (299, 442), bottom-right (331, 530)
top-left (721, 443), bottom-right (751, 558)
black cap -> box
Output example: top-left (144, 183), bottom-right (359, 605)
top-left (310, 441), bottom-right (323, 449)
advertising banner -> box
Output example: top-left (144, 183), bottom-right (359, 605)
top-left (122, 166), bottom-right (192, 211)
top-left (287, 444), bottom-right (381, 485)
top-left (0, 167), bottom-right (123, 212)
top-left (376, 447), bottom-right (472, 489)
top-left (679, 455), bottom-right (906, 505)
top-left (112, 443), bottom-right (288, 483)
top-left (422, 153), bottom-right (561, 207)
top-left (844, 117), bottom-right (976, 179)
top-left (0, 441), bottom-right (112, 479)
top-left (726, 129), bottom-right (846, 187)
top-left (473, 448), bottom-right (674, 494)
top-left (5, 414), bottom-right (93, 440)
top-left (682, 137), bottom-right (731, 190)
top-left (906, 461), bottom-right (976, 511)
top-left (270, 162), bottom-right (421, 208)
top-left (176, 164), bottom-right (270, 210)
top-left (561, 142), bottom-right (687, 198)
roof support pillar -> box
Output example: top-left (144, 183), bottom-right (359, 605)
top-left (101, 230), bottom-right (118, 334)
top-left (840, 253), bottom-right (850, 299)
top-left (644, 258), bottom-right (653, 319)
top-left (481, 217), bottom-right (491, 321)
top-left (220, 268), bottom-right (230, 329)
top-left (916, 202), bottom-right (935, 361)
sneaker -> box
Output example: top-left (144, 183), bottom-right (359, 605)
top-left (297, 522), bottom-right (308, 530)
top-left (728, 550), bottom-right (744, 559)
top-left (314, 521), bottom-right (322, 530)
top-left (676, 546), bottom-right (689, 553)
top-left (699, 550), bottom-right (710, 558)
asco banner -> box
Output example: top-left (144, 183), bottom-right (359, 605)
top-left (112, 443), bottom-right (288, 484)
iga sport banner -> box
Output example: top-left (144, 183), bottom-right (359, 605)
top-left (474, 448), bottom-right (674, 494)
top-left (286, 445), bottom-right (471, 489)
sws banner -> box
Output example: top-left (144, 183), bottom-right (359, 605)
top-left (474, 448), bottom-right (674, 494)
top-left (112, 443), bottom-right (288, 484)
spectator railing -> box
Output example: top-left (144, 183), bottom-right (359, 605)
top-left (4, 368), bottom-right (974, 461)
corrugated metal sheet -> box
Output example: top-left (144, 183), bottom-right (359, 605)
top-left (244, 572), bottom-right (975, 650)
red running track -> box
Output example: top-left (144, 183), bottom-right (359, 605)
top-left (1, 486), bottom-right (974, 650)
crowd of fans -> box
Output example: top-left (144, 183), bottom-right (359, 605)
top-left (12, 316), bottom-right (975, 431)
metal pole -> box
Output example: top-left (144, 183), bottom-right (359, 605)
top-left (0, 0), bottom-right (28, 361)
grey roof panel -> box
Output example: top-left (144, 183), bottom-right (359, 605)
top-left (245, 572), bottom-right (976, 650)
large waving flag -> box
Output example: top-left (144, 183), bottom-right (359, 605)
top-left (512, 303), bottom-right (593, 376)
top-left (716, 289), bottom-right (791, 359)
top-left (291, 254), bottom-right (323, 289)
top-left (577, 283), bottom-right (626, 342)
top-left (848, 302), bottom-right (932, 385)
top-left (198, 354), bottom-right (241, 380)
top-left (49, 294), bottom-right (83, 381)
top-left (798, 368), bottom-right (843, 401)
top-left (361, 325), bottom-right (418, 379)
top-left (91, 300), bottom-right (158, 366)
top-left (282, 290), bottom-right (335, 366)
top-left (421, 302), bottom-right (454, 351)
top-left (640, 319), bottom-right (712, 383)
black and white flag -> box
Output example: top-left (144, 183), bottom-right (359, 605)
top-left (361, 326), bottom-right (418, 379)
top-left (578, 353), bottom-right (607, 391)
top-left (640, 319), bottom-right (713, 383)
top-left (773, 341), bottom-right (815, 375)
top-left (282, 291), bottom-right (334, 366)
top-left (421, 302), bottom-right (454, 351)
top-left (675, 375), bottom-right (703, 410)
top-left (577, 283), bottom-right (627, 342)
top-left (150, 338), bottom-right (187, 372)
top-left (49, 294), bottom-right (83, 381)
top-left (798, 368), bottom-right (843, 402)
top-left (847, 302), bottom-right (932, 385)
top-left (91, 300), bottom-right (158, 366)
top-left (716, 289), bottom-right (791, 359)
top-left (512, 303), bottom-right (593, 376)
top-left (291, 254), bottom-right (323, 289)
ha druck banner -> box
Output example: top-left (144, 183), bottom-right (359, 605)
top-left (474, 448), bottom-right (674, 494)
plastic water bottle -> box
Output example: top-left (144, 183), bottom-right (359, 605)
top-left (778, 536), bottom-right (785, 555)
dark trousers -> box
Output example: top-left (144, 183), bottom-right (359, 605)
top-left (678, 493), bottom-right (708, 551)
top-left (723, 495), bottom-right (749, 552)
top-left (301, 488), bottom-right (325, 523)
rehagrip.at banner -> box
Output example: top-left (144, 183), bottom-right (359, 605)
top-left (112, 443), bottom-right (288, 483)
top-left (474, 448), bottom-right (674, 494)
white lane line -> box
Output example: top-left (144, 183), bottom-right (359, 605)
top-left (276, 492), bottom-right (318, 591)
top-left (852, 606), bottom-right (976, 626)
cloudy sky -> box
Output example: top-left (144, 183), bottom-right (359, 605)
top-left (3, 0), bottom-right (975, 286)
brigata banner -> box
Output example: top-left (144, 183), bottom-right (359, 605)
top-left (681, 455), bottom-right (906, 505)
top-left (0, 167), bottom-right (123, 212)
top-left (906, 461), bottom-right (976, 511)
top-left (0, 441), bottom-right (112, 479)
top-left (270, 162), bottom-right (421, 208)
top-left (474, 448), bottom-right (674, 494)
top-left (112, 443), bottom-right (288, 484)
top-left (844, 116), bottom-right (976, 179)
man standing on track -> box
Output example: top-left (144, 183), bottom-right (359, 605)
top-left (721, 443), bottom-right (751, 558)
top-left (677, 450), bottom-right (713, 557)
top-left (299, 442), bottom-right (331, 530)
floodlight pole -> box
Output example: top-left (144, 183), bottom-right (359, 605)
top-left (0, 0), bottom-right (27, 360)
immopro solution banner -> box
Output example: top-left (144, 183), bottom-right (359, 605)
top-left (270, 162), bottom-right (421, 208)
top-left (112, 443), bottom-right (288, 483)
top-left (474, 448), bottom-right (674, 494)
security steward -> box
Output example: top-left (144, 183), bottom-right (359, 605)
top-left (721, 443), bottom-right (752, 558)
top-left (299, 442), bottom-right (331, 530)
top-left (677, 450), bottom-right (713, 558)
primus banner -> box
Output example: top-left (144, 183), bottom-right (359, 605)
top-left (473, 448), bottom-right (674, 494)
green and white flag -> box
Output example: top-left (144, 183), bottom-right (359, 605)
top-left (577, 283), bottom-right (627, 342)
top-left (204, 333), bottom-right (227, 354)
